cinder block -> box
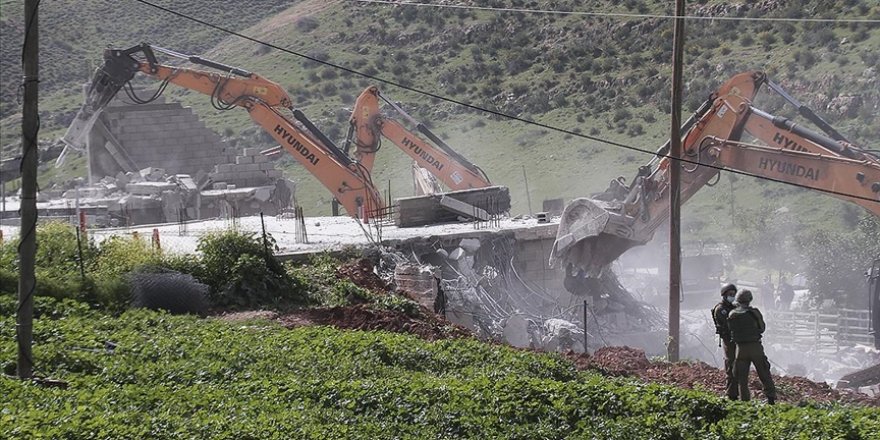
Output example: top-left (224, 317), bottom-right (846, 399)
top-left (215, 164), bottom-right (233, 173)
top-left (265, 169), bottom-right (282, 178)
top-left (252, 154), bottom-right (268, 163)
top-left (258, 162), bottom-right (276, 171)
top-left (235, 156), bottom-right (254, 164)
top-left (243, 147), bottom-right (261, 156)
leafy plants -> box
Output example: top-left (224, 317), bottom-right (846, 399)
top-left (0, 305), bottom-right (876, 439)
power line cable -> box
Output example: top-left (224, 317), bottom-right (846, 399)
top-left (127, 0), bottom-right (880, 206)
top-left (351, 0), bottom-right (880, 24)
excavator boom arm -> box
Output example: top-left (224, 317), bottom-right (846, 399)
top-left (708, 140), bottom-right (880, 217)
top-left (349, 86), bottom-right (491, 192)
top-left (551, 70), bottom-right (880, 277)
top-left (380, 118), bottom-right (489, 191)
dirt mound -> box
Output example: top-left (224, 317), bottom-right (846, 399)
top-left (588, 346), bottom-right (652, 375)
top-left (335, 258), bottom-right (391, 293)
top-left (277, 304), bottom-right (472, 341)
top-left (563, 347), bottom-right (879, 406)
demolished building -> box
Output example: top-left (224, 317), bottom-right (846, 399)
top-left (5, 94), bottom-right (296, 227)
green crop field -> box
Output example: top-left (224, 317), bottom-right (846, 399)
top-left (1, 297), bottom-right (878, 439)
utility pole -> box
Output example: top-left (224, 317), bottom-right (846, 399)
top-left (18, 0), bottom-right (39, 379)
top-left (668, 0), bottom-right (686, 363)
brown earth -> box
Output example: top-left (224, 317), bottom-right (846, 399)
top-left (564, 346), bottom-right (880, 407)
top-left (334, 258), bottom-right (391, 293)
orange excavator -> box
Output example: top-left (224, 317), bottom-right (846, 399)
top-left (62, 43), bottom-right (383, 220)
top-left (345, 86), bottom-right (491, 194)
top-left (552, 71), bottom-right (880, 279)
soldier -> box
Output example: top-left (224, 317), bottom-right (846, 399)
top-left (712, 283), bottom-right (739, 400)
top-left (728, 289), bottom-right (777, 404)
top-left (761, 274), bottom-right (775, 311)
top-left (776, 277), bottom-right (795, 311)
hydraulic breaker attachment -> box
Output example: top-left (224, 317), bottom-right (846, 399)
top-left (59, 47), bottom-right (142, 165)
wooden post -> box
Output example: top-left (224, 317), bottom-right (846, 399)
top-left (151, 228), bottom-right (161, 251)
top-left (667, 0), bottom-right (686, 363)
top-left (17, 0), bottom-right (39, 379)
top-left (583, 300), bottom-right (589, 354)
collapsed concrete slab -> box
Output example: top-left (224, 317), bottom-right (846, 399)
top-left (395, 186), bottom-right (511, 227)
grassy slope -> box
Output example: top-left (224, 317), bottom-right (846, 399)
top-left (1, 300), bottom-right (878, 439)
top-left (1, 0), bottom-right (878, 241)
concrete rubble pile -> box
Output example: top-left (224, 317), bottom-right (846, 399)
top-left (387, 234), bottom-right (661, 354)
top-left (769, 343), bottom-right (880, 385)
top-left (29, 157), bottom-right (294, 227)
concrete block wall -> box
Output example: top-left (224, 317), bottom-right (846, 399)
top-left (513, 236), bottom-right (565, 295)
top-left (87, 95), bottom-right (235, 179)
top-left (394, 264), bottom-right (439, 310)
top-left (211, 146), bottom-right (282, 188)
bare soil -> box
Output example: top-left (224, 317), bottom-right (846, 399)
top-left (564, 346), bottom-right (880, 407)
top-left (334, 258), bottom-right (391, 293)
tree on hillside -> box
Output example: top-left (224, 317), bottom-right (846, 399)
top-left (797, 216), bottom-right (880, 309)
top-left (731, 204), bottom-right (803, 280)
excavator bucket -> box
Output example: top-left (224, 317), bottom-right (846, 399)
top-left (61, 49), bottom-right (139, 153)
top-left (549, 197), bottom-right (644, 278)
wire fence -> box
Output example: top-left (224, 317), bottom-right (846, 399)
top-left (767, 308), bottom-right (874, 353)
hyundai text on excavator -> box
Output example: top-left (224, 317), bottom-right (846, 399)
top-left (62, 43), bottom-right (384, 220)
top-left (552, 71), bottom-right (880, 335)
top-left (344, 86), bottom-right (492, 195)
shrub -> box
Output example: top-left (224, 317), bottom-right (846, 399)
top-left (93, 235), bottom-right (162, 279)
top-left (288, 253), bottom-right (370, 306)
top-left (196, 229), bottom-right (303, 308)
top-left (626, 123), bottom-right (645, 136)
top-left (319, 68), bottom-right (338, 80)
top-left (612, 108), bottom-right (632, 123)
top-left (0, 222), bottom-right (96, 302)
top-left (794, 49), bottom-right (817, 68)
top-left (295, 15), bottom-right (320, 32)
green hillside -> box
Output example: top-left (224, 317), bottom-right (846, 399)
top-left (1, 0), bottom-right (878, 238)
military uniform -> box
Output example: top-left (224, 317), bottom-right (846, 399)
top-left (728, 301), bottom-right (776, 404)
top-left (712, 300), bottom-right (738, 400)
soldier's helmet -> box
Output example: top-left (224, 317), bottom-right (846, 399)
top-left (735, 289), bottom-right (753, 305)
top-left (721, 283), bottom-right (737, 296)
